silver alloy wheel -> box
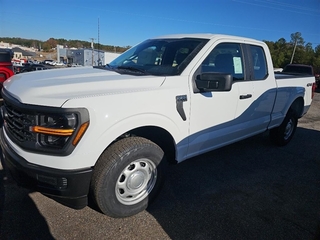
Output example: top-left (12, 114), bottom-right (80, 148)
top-left (115, 158), bottom-right (157, 205)
top-left (284, 118), bottom-right (294, 140)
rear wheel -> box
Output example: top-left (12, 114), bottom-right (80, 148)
top-left (270, 109), bottom-right (298, 146)
top-left (91, 137), bottom-right (166, 218)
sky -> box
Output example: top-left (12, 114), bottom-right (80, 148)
top-left (0, 0), bottom-right (319, 48)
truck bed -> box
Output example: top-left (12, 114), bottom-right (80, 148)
top-left (274, 72), bottom-right (315, 80)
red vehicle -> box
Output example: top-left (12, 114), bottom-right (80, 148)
top-left (315, 73), bottom-right (320, 88)
top-left (0, 49), bottom-right (14, 93)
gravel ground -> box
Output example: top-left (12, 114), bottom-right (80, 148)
top-left (1, 91), bottom-right (320, 240)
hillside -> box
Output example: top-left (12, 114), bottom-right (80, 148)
top-left (0, 37), bottom-right (130, 54)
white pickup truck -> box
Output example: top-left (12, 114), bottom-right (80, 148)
top-left (0, 34), bottom-right (316, 218)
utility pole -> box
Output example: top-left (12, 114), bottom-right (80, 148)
top-left (290, 39), bottom-right (297, 64)
top-left (98, 17), bottom-right (101, 65)
top-left (89, 37), bottom-right (95, 66)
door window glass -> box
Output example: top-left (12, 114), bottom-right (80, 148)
top-left (201, 43), bottom-right (244, 81)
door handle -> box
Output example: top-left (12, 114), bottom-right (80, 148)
top-left (239, 94), bottom-right (252, 99)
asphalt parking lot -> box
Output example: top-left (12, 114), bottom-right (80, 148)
top-left (1, 92), bottom-right (320, 240)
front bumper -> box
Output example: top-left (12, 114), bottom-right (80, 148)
top-left (0, 128), bottom-right (93, 209)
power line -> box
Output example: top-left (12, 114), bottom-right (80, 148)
top-left (256, 0), bottom-right (320, 13)
top-left (233, 0), bottom-right (320, 16)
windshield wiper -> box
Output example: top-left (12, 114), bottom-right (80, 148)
top-left (116, 66), bottom-right (148, 74)
top-left (94, 64), bottom-right (116, 71)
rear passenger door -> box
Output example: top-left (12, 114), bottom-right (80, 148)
top-left (236, 44), bottom-right (277, 135)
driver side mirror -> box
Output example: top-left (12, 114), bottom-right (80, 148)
top-left (195, 72), bottom-right (233, 92)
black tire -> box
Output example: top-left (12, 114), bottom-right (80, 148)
top-left (270, 109), bottom-right (298, 146)
top-left (91, 137), bottom-right (166, 218)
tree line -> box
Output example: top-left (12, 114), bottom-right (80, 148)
top-left (264, 32), bottom-right (320, 73)
top-left (0, 37), bottom-right (130, 54)
top-left (1, 32), bottom-right (319, 73)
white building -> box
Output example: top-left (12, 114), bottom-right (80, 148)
top-left (57, 45), bottom-right (120, 66)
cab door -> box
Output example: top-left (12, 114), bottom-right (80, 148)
top-left (187, 42), bottom-right (253, 158)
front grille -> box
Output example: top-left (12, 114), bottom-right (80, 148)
top-left (3, 100), bottom-right (35, 143)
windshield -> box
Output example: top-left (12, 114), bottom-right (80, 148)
top-left (107, 38), bottom-right (208, 76)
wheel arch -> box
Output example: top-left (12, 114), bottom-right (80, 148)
top-left (93, 124), bottom-right (178, 167)
top-left (128, 126), bottom-right (176, 163)
top-left (81, 108), bottom-right (186, 168)
top-left (290, 96), bottom-right (304, 118)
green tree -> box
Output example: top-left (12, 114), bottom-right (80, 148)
top-left (46, 38), bottom-right (58, 49)
top-left (274, 38), bottom-right (290, 67)
top-left (289, 32), bottom-right (305, 64)
top-left (303, 43), bottom-right (315, 65)
top-left (290, 32), bottom-right (305, 46)
top-left (42, 42), bottom-right (51, 51)
top-left (313, 45), bottom-right (320, 73)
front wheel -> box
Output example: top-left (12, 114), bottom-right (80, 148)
top-left (270, 109), bottom-right (298, 146)
top-left (91, 137), bottom-right (166, 218)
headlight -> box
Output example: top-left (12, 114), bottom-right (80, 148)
top-left (31, 113), bottom-right (80, 149)
top-left (2, 89), bottom-right (90, 155)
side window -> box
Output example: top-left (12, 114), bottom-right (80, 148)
top-left (250, 45), bottom-right (268, 80)
top-left (200, 43), bottom-right (244, 80)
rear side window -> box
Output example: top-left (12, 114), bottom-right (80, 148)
top-left (250, 45), bottom-right (268, 80)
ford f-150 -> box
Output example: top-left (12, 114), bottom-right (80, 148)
top-left (0, 34), bottom-right (316, 218)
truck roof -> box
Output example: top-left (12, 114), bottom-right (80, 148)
top-left (151, 33), bottom-right (262, 43)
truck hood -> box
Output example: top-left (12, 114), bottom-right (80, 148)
top-left (3, 67), bottom-right (166, 107)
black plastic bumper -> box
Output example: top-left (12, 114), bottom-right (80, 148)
top-left (0, 128), bottom-right (93, 209)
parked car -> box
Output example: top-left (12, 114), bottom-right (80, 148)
top-left (69, 63), bottom-right (83, 67)
top-left (282, 64), bottom-right (318, 88)
top-left (16, 63), bottom-right (48, 73)
top-left (315, 73), bottom-right (320, 88)
top-left (0, 34), bottom-right (316, 218)
top-left (43, 59), bottom-right (55, 65)
top-left (0, 48), bottom-right (14, 95)
top-left (282, 64), bottom-right (314, 75)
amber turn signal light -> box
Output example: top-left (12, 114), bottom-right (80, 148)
top-left (31, 126), bottom-right (74, 136)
